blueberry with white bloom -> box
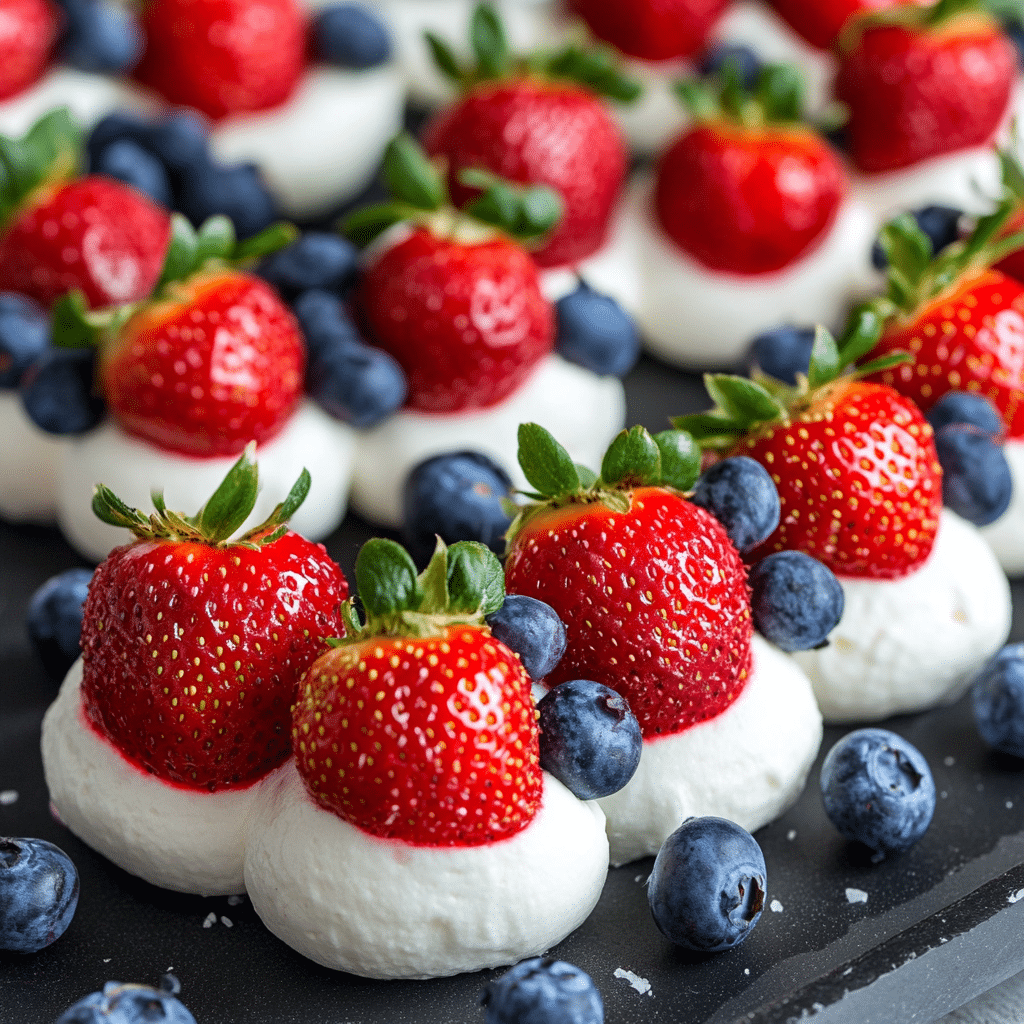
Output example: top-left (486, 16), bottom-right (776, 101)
top-left (555, 281), bottom-right (640, 378)
top-left (56, 975), bottom-right (197, 1024)
top-left (926, 390), bottom-right (1003, 439)
top-left (177, 159), bottom-right (277, 239)
top-left (820, 728), bottom-right (935, 859)
top-left (973, 645), bottom-right (1024, 758)
top-left (698, 42), bottom-right (762, 89)
top-left (260, 233), bottom-right (360, 301)
top-left (27, 568), bottom-right (93, 681)
top-left (648, 817), bottom-right (766, 952)
top-left (0, 838), bottom-right (79, 953)
top-left (749, 324), bottom-right (814, 385)
top-left (872, 205), bottom-right (963, 270)
top-left (313, 3), bottom-right (392, 69)
top-left (57, 0), bottom-right (142, 74)
top-left (0, 293), bottom-right (50, 389)
top-left (748, 551), bottom-right (844, 652)
top-left (481, 957), bottom-right (603, 1024)
top-left (933, 424), bottom-right (1012, 526)
top-left (486, 595), bottom-right (566, 682)
top-left (537, 679), bottom-right (641, 800)
top-left (92, 140), bottom-right (173, 208)
top-left (690, 456), bottom-right (780, 552)
top-left (20, 348), bottom-right (105, 435)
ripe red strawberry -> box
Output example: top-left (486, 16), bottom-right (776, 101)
top-left (655, 64), bottom-right (846, 275)
top-left (835, 4), bottom-right (1015, 173)
top-left (134, 0), bottom-right (304, 120)
top-left (0, 110), bottom-right (171, 309)
top-left (293, 538), bottom-right (542, 846)
top-left (81, 449), bottom-right (347, 791)
top-left (0, 0), bottom-right (57, 102)
top-left (768, 0), bottom-right (905, 51)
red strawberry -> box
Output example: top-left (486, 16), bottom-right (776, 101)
top-left (835, 4), bottom-right (1014, 173)
top-left (81, 450), bottom-right (347, 791)
top-left (0, 0), bottom-right (57, 102)
top-left (655, 66), bottom-right (846, 275)
top-left (768, 0), bottom-right (906, 51)
top-left (293, 538), bottom-right (542, 846)
top-left (134, 0), bottom-right (304, 120)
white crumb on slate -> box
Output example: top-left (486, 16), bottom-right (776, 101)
top-left (941, 791), bottom-right (948, 799)
top-left (220, 916), bottom-right (233, 927)
top-left (786, 830), bottom-right (796, 841)
top-left (613, 968), bottom-right (653, 997)
top-left (0, 790), bottom-right (18, 805)
top-left (1008, 888), bottom-right (1024, 904)
top-left (744, 969), bottom-right (750, 976)
top-left (635, 875), bottom-right (644, 883)
top-left (102, 959), bottom-right (110, 963)
top-left (1007, 801), bottom-right (1014, 810)
top-left (202, 912), bottom-right (217, 928)
top-left (846, 888), bottom-right (868, 904)
top-left (943, 756), bottom-right (955, 767)
top-left (770, 899), bottom-right (784, 913)
top-left (227, 895), bottom-right (244, 906)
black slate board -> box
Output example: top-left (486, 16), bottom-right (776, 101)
top-left (2, 355), bottom-right (1024, 1024)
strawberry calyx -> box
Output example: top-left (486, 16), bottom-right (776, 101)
top-left (425, 1), bottom-right (640, 103)
top-left (674, 60), bottom-right (808, 131)
top-left (90, 441), bottom-right (311, 549)
top-left (840, 0), bottom-right (997, 49)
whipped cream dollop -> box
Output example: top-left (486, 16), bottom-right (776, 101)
top-left (980, 437), bottom-right (1024, 577)
top-left (0, 67), bottom-right (140, 135)
top-left (0, 391), bottom-right (67, 523)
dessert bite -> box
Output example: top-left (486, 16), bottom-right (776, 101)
top-left (41, 453), bottom-right (348, 895)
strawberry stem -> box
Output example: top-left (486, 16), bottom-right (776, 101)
top-left (673, 61), bottom-right (808, 129)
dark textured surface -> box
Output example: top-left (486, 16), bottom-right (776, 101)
top-left (2, 356), bottom-right (1024, 1023)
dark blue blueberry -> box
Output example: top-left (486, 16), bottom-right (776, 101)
top-left (690, 456), bottom-right (780, 552)
top-left (872, 205), bottom-right (963, 270)
top-left (749, 324), bottom-right (814, 385)
top-left (820, 728), bottom-right (936, 859)
top-left (140, 112), bottom-right (210, 173)
top-left (56, 975), bottom-right (197, 1024)
top-left (20, 348), bottom-right (105, 435)
top-left (933, 424), bottom-right (1012, 526)
top-left (698, 42), bottom-right (762, 89)
top-left (926, 390), bottom-right (1003, 438)
top-left (648, 816), bottom-right (766, 952)
top-left (1003, 18), bottom-right (1024, 70)
top-left (58, 0), bottom-right (142, 74)
top-left (748, 551), bottom-right (845, 652)
top-left (259, 233), bottom-right (360, 301)
top-left (0, 837), bottom-right (79, 953)
top-left (401, 451), bottom-right (513, 563)
top-left (313, 3), bottom-right (393, 69)
top-left (972, 644), bottom-right (1024, 758)
top-left (481, 957), bottom-right (603, 1024)
top-left (92, 140), bottom-right (173, 208)
top-left (0, 293), bottom-right (50, 389)
top-left (293, 289), bottom-right (363, 359)
top-left (486, 594), bottom-right (567, 682)
top-left (307, 336), bottom-right (407, 428)
top-left (26, 568), bottom-right (93, 681)
top-left (177, 159), bottom-right (277, 239)
top-left (554, 281), bottom-right (640, 378)
top-left (536, 679), bottom-right (641, 800)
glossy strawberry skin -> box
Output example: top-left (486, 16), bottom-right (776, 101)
top-left (0, 177), bottom-right (171, 309)
top-left (739, 382), bottom-right (943, 580)
top-left (655, 122), bottom-right (846, 275)
top-left (835, 18), bottom-right (1014, 173)
top-left (423, 80), bottom-right (628, 269)
top-left (0, 0), bottom-right (57, 101)
top-left (504, 488), bottom-right (753, 739)
top-left (293, 626), bottom-right (542, 847)
top-left (100, 270), bottom-right (304, 457)
top-left (871, 270), bottom-right (1024, 439)
top-left (567, 0), bottom-right (728, 62)
top-left (80, 531), bottom-right (347, 792)
top-left (134, 0), bottom-right (304, 120)
top-left (359, 226), bottom-right (553, 414)
top-left (768, 0), bottom-right (903, 51)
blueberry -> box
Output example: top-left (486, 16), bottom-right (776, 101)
top-left (56, 975), bottom-right (197, 1024)
top-left (749, 324), bottom-right (815, 385)
top-left (698, 42), bottom-right (762, 89)
top-left (972, 645), bottom-right (1024, 758)
top-left (0, 837), bottom-right (79, 953)
top-left (293, 289), bottom-right (363, 360)
top-left (820, 728), bottom-right (936, 859)
top-left (0, 293), bottom-right (50, 389)
top-left (933, 424), bottom-right (1012, 526)
top-left (312, 3), bottom-right (392, 70)
top-left (481, 957), bottom-right (603, 1024)
top-left (486, 594), bottom-right (567, 682)
top-left (926, 390), bottom-right (1004, 438)
top-left (648, 816), bottom-right (766, 952)
top-left (690, 456), bottom-right (780, 552)
top-left (1003, 18), bottom-right (1024, 70)
top-left (20, 348), bottom-right (105, 435)
top-left (57, 0), bottom-right (143, 74)
top-left (748, 551), bottom-right (845, 652)
top-left (92, 140), bottom-right (173, 208)
top-left (260, 233), bottom-right (360, 301)
top-left (141, 112), bottom-right (210, 173)
top-left (26, 568), bottom-right (93, 681)
top-left (536, 679), bottom-right (642, 800)
top-left (177, 159), bottom-right (277, 240)
top-left (554, 281), bottom-right (640, 377)
top-left (401, 452), bottom-right (513, 563)
top-left (872, 205), bottom-right (963, 270)
top-left (307, 336), bottom-right (407, 428)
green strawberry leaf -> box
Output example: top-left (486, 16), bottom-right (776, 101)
top-left (197, 442), bottom-right (261, 542)
top-left (91, 484), bottom-right (152, 532)
top-left (417, 537), bottom-right (451, 613)
top-left (543, 44), bottom-right (641, 103)
top-left (840, 301), bottom-right (889, 366)
top-left (470, 2), bottom-right (512, 80)
top-left (574, 463), bottom-right (598, 488)
top-left (233, 220), bottom-right (296, 263)
top-left (600, 425), bottom-right (662, 487)
top-left (447, 541), bottom-right (505, 615)
top-left (854, 350), bottom-right (913, 377)
top-left (670, 412), bottom-right (749, 443)
top-left (704, 374), bottom-right (784, 424)
top-left (356, 538), bottom-right (423, 618)
top-left (672, 79), bottom-right (720, 121)
top-left (459, 167), bottom-right (563, 240)
top-left (157, 214), bottom-right (200, 291)
top-left (339, 601), bottom-right (363, 638)
top-left (51, 290), bottom-right (102, 349)
top-left (517, 185), bottom-right (563, 238)
top-left (382, 132), bottom-right (446, 212)
top-left (424, 30), bottom-right (466, 85)
top-left (342, 201), bottom-right (415, 248)
top-left (807, 325), bottom-right (842, 390)
top-left (241, 466), bottom-right (312, 544)
top-left (653, 430), bottom-right (701, 491)
top-left (758, 64), bottom-right (802, 123)
top-left (517, 422), bottom-right (581, 497)
top-left (879, 213), bottom-right (933, 288)
top-left (194, 215), bottom-right (236, 266)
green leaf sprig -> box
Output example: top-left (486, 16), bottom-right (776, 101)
top-left (673, 61), bottom-right (806, 130)
top-left (840, 0), bottom-right (991, 51)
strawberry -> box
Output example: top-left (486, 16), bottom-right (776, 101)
top-left (293, 537), bottom-right (542, 846)
top-left (567, 0), bottom-right (728, 62)
top-left (0, 110), bottom-right (171, 309)
top-left (421, 4), bottom-right (636, 269)
top-left (0, 0), bottom-right (57, 101)
top-left (80, 447), bottom-right (347, 791)
top-left (655, 63), bottom-right (847, 275)
top-left (768, 0), bottom-right (906, 51)
top-left (503, 423), bottom-right (753, 738)
top-left (134, 0), bottom-right (304, 121)
top-left (834, 2), bottom-right (1015, 173)
top-left (345, 133), bottom-right (558, 414)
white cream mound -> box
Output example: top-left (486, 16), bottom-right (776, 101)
top-left (244, 762), bottom-right (609, 979)
top-left (598, 636), bottom-right (822, 867)
top-left (980, 437), bottom-right (1024, 576)
top-left (42, 659), bottom-right (269, 895)
top-left (794, 509), bottom-right (1012, 724)
top-left (349, 353), bottom-right (626, 528)
top-left (209, 65), bottom-right (404, 220)
top-left (0, 391), bottom-right (67, 523)
top-left (57, 400), bottom-right (356, 563)
top-left (604, 55), bottom-right (691, 159)
top-left (628, 176), bottom-right (877, 369)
